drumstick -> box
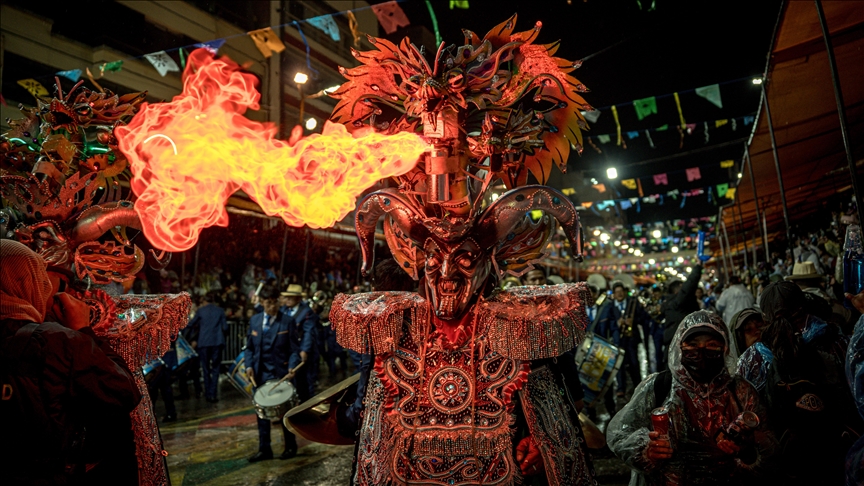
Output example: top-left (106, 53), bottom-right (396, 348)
top-left (268, 362), bottom-right (305, 395)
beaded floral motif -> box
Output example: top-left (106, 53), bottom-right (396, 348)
top-left (520, 366), bottom-right (598, 486)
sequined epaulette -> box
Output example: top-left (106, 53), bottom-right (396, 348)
top-left (477, 282), bottom-right (591, 361)
top-left (331, 291), bottom-right (430, 354)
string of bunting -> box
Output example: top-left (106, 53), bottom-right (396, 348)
top-left (12, 1), bottom-right (410, 95)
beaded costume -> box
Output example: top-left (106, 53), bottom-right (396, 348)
top-left (330, 15), bottom-right (598, 485)
top-left (1, 81), bottom-right (189, 486)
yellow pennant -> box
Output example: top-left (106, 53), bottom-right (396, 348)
top-left (726, 187), bottom-right (736, 199)
top-left (715, 119), bottom-right (728, 128)
top-left (611, 105), bottom-right (622, 146)
top-left (248, 27), bottom-right (286, 58)
top-left (16, 79), bottom-right (49, 98)
top-left (720, 160), bottom-right (735, 169)
top-left (622, 179), bottom-right (637, 190)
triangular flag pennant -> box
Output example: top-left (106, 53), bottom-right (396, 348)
top-left (450, 0), bottom-right (470, 8)
top-left (581, 110), bottom-right (601, 124)
top-left (685, 123), bottom-right (696, 134)
top-left (627, 131), bottom-right (640, 139)
top-left (686, 167), bottom-right (701, 182)
top-left (630, 197), bottom-right (639, 205)
top-left (720, 160), bottom-right (735, 169)
top-left (656, 124), bottom-right (669, 131)
top-left (695, 84), bottom-right (723, 109)
top-left (715, 119), bottom-right (728, 128)
top-left (57, 69), bottom-right (82, 82)
top-left (597, 134), bottom-right (611, 144)
top-left (195, 39), bottom-right (227, 54)
top-left (667, 189), bottom-right (680, 199)
top-left (744, 116), bottom-right (755, 126)
top-left (622, 179), bottom-right (637, 190)
top-left (716, 183), bottom-right (729, 198)
top-left (620, 199), bottom-right (633, 210)
top-left (307, 14), bottom-right (341, 42)
top-left (581, 202), bottom-right (593, 208)
top-left (144, 51), bottom-right (180, 77)
top-left (633, 96), bottom-right (657, 120)
top-left (100, 61), bottom-right (124, 75)
top-left (592, 183), bottom-right (607, 193)
top-left (371, 1), bottom-right (410, 34)
top-left (653, 174), bottom-right (668, 186)
top-left (17, 79), bottom-right (49, 98)
top-left (726, 187), bottom-right (736, 199)
top-left (248, 27), bottom-right (286, 58)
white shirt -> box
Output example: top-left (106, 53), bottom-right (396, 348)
top-left (716, 284), bottom-right (755, 325)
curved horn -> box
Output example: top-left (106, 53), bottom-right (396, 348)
top-left (68, 201), bottom-right (141, 246)
top-left (476, 185), bottom-right (583, 260)
top-left (355, 189), bottom-right (429, 276)
top-left (148, 249), bottom-right (172, 270)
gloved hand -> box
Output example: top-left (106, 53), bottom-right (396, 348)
top-left (515, 436), bottom-right (544, 476)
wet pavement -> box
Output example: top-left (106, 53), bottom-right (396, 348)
top-left (152, 366), bottom-right (631, 485)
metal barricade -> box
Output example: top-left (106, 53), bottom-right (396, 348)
top-left (223, 319), bottom-right (247, 366)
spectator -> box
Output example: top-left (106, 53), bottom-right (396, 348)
top-left (845, 291), bottom-right (864, 486)
top-left (661, 265), bottom-right (704, 358)
top-left (716, 275), bottom-right (755, 326)
top-left (0, 240), bottom-right (141, 485)
top-left (759, 282), bottom-right (861, 485)
top-left (607, 311), bottom-right (777, 484)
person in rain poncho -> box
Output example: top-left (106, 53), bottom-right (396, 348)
top-left (847, 299), bottom-right (864, 486)
top-left (607, 310), bottom-right (777, 485)
top-left (728, 308), bottom-right (773, 392)
top-left (758, 282), bottom-right (861, 486)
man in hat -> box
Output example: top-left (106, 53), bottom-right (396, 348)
top-left (785, 261), bottom-right (852, 329)
top-left (280, 284), bottom-right (320, 398)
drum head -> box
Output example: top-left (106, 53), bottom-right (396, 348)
top-left (254, 380), bottom-right (297, 407)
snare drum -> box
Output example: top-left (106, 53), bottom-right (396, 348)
top-left (142, 358), bottom-right (165, 384)
top-left (228, 352), bottom-right (254, 399)
top-left (574, 333), bottom-right (625, 407)
top-left (173, 333), bottom-right (198, 374)
top-left (253, 380), bottom-right (299, 422)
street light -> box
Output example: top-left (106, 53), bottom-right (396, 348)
top-left (305, 117), bottom-right (317, 130)
top-left (752, 77), bottom-right (763, 85)
top-left (652, 229), bottom-right (662, 238)
top-left (607, 167), bottom-right (618, 179)
top-left (294, 72), bottom-right (309, 127)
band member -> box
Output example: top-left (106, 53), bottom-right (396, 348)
top-left (244, 285), bottom-right (306, 462)
top-left (596, 282), bottom-right (654, 400)
top-left (279, 284), bottom-right (320, 397)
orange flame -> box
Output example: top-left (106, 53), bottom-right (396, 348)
top-left (115, 49), bottom-right (425, 252)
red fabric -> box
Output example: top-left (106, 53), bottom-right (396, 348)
top-left (0, 240), bottom-right (53, 323)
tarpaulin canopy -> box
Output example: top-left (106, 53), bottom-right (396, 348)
top-left (727, 1), bottom-right (864, 249)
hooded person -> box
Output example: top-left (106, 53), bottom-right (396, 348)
top-left (606, 310), bottom-right (777, 486)
top-left (0, 239), bottom-right (141, 485)
top-left (758, 281), bottom-right (861, 485)
top-left (727, 309), bottom-right (774, 393)
top-left (847, 310), bottom-right (864, 486)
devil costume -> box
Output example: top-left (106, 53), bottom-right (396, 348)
top-left (606, 311), bottom-right (777, 486)
top-left (328, 14), bottom-right (599, 486)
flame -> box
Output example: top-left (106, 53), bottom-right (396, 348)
top-left (116, 49), bottom-right (426, 252)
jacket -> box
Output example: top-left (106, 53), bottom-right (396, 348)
top-left (847, 314), bottom-right (864, 486)
top-left (607, 311), bottom-right (777, 486)
top-left (1, 320), bottom-right (142, 485)
top-left (596, 297), bottom-right (653, 346)
top-left (661, 265), bottom-right (703, 344)
top-left (186, 303), bottom-right (228, 347)
top-left (244, 310), bottom-right (300, 382)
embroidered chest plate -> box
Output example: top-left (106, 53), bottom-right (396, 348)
top-left (372, 325), bottom-right (528, 485)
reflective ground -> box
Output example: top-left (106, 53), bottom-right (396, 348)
top-left (153, 365), bottom-right (631, 485)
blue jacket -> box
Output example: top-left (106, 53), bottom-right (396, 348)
top-left (244, 310), bottom-right (297, 382)
top-left (595, 297), bottom-right (653, 346)
top-left (283, 302), bottom-right (320, 359)
top-left (186, 303), bottom-right (228, 347)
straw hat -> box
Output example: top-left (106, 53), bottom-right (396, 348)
top-left (281, 284), bottom-right (304, 296)
top-left (784, 261), bottom-right (825, 281)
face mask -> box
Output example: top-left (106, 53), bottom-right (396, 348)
top-left (680, 348), bottom-right (725, 383)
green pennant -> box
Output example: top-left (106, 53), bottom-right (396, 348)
top-left (655, 124), bottom-right (669, 131)
top-left (716, 183), bottom-right (729, 198)
top-left (633, 96), bottom-right (657, 121)
top-left (101, 60), bottom-right (124, 73)
top-left (179, 48), bottom-right (187, 69)
top-left (449, 0), bottom-right (469, 8)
